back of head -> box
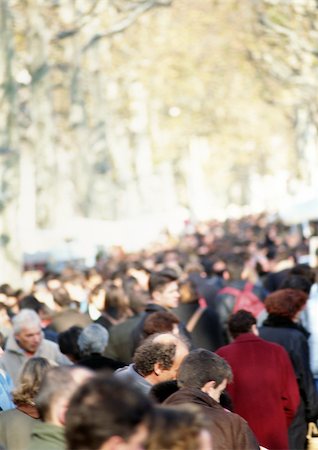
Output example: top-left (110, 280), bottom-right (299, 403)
top-left (13, 357), bottom-right (51, 405)
top-left (35, 366), bottom-right (92, 422)
top-left (228, 310), bottom-right (256, 339)
top-left (143, 311), bottom-right (180, 338)
top-left (65, 375), bottom-right (152, 450)
top-left (264, 288), bottom-right (308, 320)
top-left (147, 405), bottom-right (211, 450)
top-left (279, 274), bottom-right (313, 294)
top-left (133, 337), bottom-right (177, 377)
top-left (19, 295), bottom-right (42, 314)
top-left (178, 349), bottom-right (233, 389)
top-left (78, 323), bottom-right (109, 356)
top-left (58, 326), bottom-right (83, 362)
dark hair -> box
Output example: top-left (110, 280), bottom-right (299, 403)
top-left (177, 349), bottom-right (233, 389)
top-left (149, 380), bottom-right (179, 404)
top-left (279, 274), bottom-right (313, 294)
top-left (19, 295), bottom-right (42, 313)
top-left (58, 326), bottom-right (83, 362)
top-left (228, 310), bottom-right (256, 339)
top-left (143, 311), bottom-right (180, 337)
top-left (133, 340), bottom-right (176, 376)
top-left (148, 270), bottom-right (178, 296)
top-left (264, 288), bottom-right (308, 319)
top-left (65, 375), bottom-right (152, 450)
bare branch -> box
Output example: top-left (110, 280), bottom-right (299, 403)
top-left (82, 0), bottom-right (172, 52)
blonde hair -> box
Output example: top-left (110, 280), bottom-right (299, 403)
top-left (13, 357), bottom-right (51, 405)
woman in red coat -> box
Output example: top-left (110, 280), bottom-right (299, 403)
top-left (216, 310), bottom-right (300, 450)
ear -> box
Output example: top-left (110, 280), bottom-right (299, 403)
top-left (58, 402), bottom-right (68, 426)
top-left (153, 362), bottom-right (163, 376)
top-left (100, 435), bottom-right (125, 450)
top-left (152, 290), bottom-right (161, 303)
top-left (251, 324), bottom-right (259, 336)
top-left (201, 380), bottom-right (215, 394)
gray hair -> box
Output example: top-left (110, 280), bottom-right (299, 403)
top-left (78, 324), bottom-right (109, 356)
top-left (12, 309), bottom-right (42, 334)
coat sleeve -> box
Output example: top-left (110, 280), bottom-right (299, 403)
top-left (232, 414), bottom-right (260, 450)
top-left (289, 334), bottom-right (318, 421)
top-left (279, 347), bottom-right (300, 425)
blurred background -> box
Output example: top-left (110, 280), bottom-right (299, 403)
top-left (1, 0), bottom-right (318, 285)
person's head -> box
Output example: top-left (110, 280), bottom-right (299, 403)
top-left (35, 366), bottom-right (93, 426)
top-left (143, 311), bottom-right (180, 338)
top-left (279, 274), bottom-right (313, 294)
top-left (148, 270), bottom-right (180, 309)
top-left (19, 295), bottom-right (42, 314)
top-left (78, 324), bottom-right (109, 357)
top-left (264, 288), bottom-right (308, 320)
top-left (65, 375), bottom-right (153, 450)
top-left (104, 284), bottom-right (130, 316)
top-left (58, 326), bottom-right (83, 363)
top-left (13, 357), bottom-right (51, 406)
top-left (12, 309), bottom-right (43, 354)
top-left (177, 349), bottom-right (233, 403)
top-left (228, 310), bottom-right (257, 339)
top-left (134, 333), bottom-right (189, 385)
top-left (147, 405), bottom-right (212, 450)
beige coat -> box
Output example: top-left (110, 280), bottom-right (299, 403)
top-left (0, 333), bottom-right (71, 386)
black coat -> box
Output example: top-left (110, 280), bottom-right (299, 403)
top-left (172, 302), bottom-right (225, 351)
top-left (259, 315), bottom-right (318, 450)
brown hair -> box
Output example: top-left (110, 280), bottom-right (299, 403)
top-left (264, 288), bottom-right (308, 319)
top-left (147, 405), bottom-right (209, 450)
top-left (143, 311), bottom-right (180, 337)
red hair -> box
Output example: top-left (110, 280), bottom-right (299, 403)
top-left (264, 289), bottom-right (308, 319)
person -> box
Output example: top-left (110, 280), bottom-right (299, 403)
top-left (0, 309), bottom-right (71, 386)
top-left (259, 288), bottom-right (318, 450)
top-left (0, 357), bottom-right (51, 450)
top-left (216, 310), bottom-right (300, 450)
top-left (77, 323), bottom-right (124, 371)
top-left (146, 405), bottom-right (212, 450)
top-left (48, 286), bottom-right (92, 333)
top-left (114, 333), bottom-right (189, 395)
top-left (94, 283), bottom-right (133, 329)
top-left (164, 348), bottom-right (259, 450)
top-left (143, 311), bottom-right (180, 338)
top-left (58, 326), bottom-right (83, 364)
top-left (105, 269), bottom-right (186, 363)
top-left (65, 375), bottom-right (153, 450)
top-left (28, 366), bottom-right (93, 450)
top-left (173, 278), bottom-right (225, 350)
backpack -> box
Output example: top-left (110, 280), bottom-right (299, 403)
top-left (217, 282), bottom-right (265, 318)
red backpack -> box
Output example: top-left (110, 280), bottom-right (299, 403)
top-left (217, 282), bottom-right (265, 318)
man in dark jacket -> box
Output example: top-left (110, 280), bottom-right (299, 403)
top-left (164, 349), bottom-right (260, 450)
top-left (105, 269), bottom-right (188, 363)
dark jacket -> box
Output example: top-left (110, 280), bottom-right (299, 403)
top-left (78, 353), bottom-right (124, 372)
top-left (172, 302), bottom-right (225, 350)
top-left (216, 333), bottom-right (300, 450)
top-left (164, 387), bottom-right (259, 450)
top-left (259, 315), bottom-right (318, 450)
top-left (105, 304), bottom-right (190, 364)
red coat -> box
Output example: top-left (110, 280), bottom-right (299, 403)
top-left (216, 333), bottom-right (300, 450)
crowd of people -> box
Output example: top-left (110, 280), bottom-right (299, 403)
top-left (0, 214), bottom-right (317, 449)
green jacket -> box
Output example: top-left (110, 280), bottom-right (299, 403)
top-left (28, 422), bottom-right (66, 450)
